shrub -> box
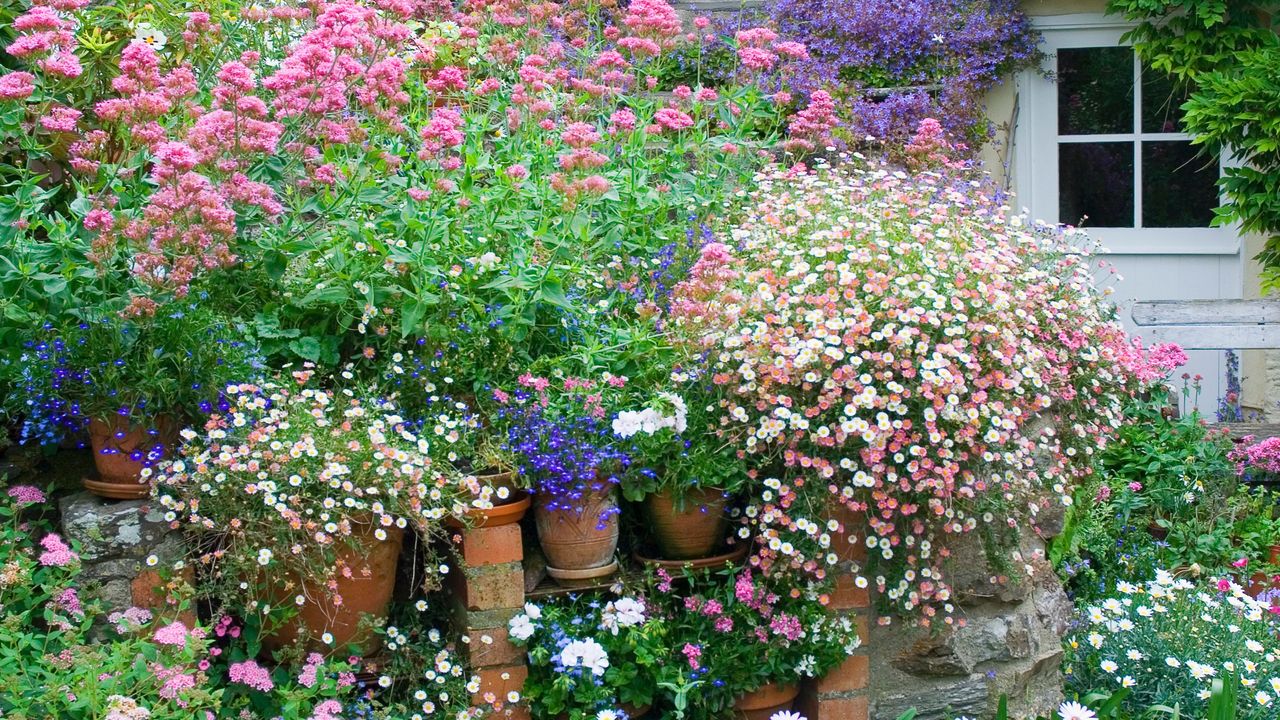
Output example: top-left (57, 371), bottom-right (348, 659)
top-left (1066, 571), bottom-right (1280, 719)
top-left (669, 159), bottom-right (1160, 621)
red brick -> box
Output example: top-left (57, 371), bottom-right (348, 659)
top-left (451, 563), bottom-right (524, 611)
top-left (828, 502), bottom-right (868, 563)
top-left (798, 694), bottom-right (869, 720)
top-left (829, 574), bottom-right (871, 610)
top-left (854, 613), bottom-right (870, 643)
top-left (460, 524), bottom-right (524, 567)
top-left (815, 654), bottom-right (869, 694)
top-left (494, 705), bottom-right (531, 720)
top-left (464, 626), bottom-right (524, 668)
top-left (472, 664), bottom-right (529, 705)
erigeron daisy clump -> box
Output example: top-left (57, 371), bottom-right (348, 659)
top-left (679, 160), bottom-right (1171, 622)
top-left (153, 369), bottom-right (476, 615)
top-left (1066, 570), bottom-right (1280, 719)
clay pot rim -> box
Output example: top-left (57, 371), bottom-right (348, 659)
top-left (733, 681), bottom-right (799, 710)
top-left (633, 541), bottom-right (749, 570)
top-left (447, 490), bottom-right (532, 528)
top-left (545, 558), bottom-right (620, 580)
top-left (82, 476), bottom-right (150, 499)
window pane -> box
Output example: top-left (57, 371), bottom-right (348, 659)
top-left (1060, 142), bottom-right (1135, 227)
top-left (1141, 65), bottom-right (1193, 133)
top-left (1142, 141), bottom-right (1219, 227)
top-left (1058, 47), bottom-right (1134, 135)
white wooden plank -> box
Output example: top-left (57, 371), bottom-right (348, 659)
top-left (1132, 299), bottom-right (1280, 327)
top-left (1141, 324), bottom-right (1280, 349)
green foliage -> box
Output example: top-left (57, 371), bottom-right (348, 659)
top-left (507, 595), bottom-right (671, 720)
top-left (1066, 572), bottom-right (1280, 720)
top-left (1107, 1), bottom-right (1280, 288)
top-left (1051, 389), bottom-right (1246, 599)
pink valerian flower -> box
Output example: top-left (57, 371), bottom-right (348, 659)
top-left (153, 621), bottom-right (190, 647)
top-left (38, 534), bottom-right (78, 567)
top-left (228, 659), bottom-right (274, 692)
top-left (667, 242), bottom-right (743, 344)
top-left (0, 72), bottom-right (36, 100)
top-left (6, 485), bottom-right (46, 505)
top-left (738, 46), bottom-right (778, 72)
top-left (652, 107), bottom-right (694, 133)
top-left (418, 107), bottom-right (465, 160)
top-left (903, 118), bottom-right (969, 171)
top-left (39, 105), bottom-right (81, 132)
top-left (782, 91), bottom-right (839, 153)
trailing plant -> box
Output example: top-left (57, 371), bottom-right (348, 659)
top-left (768, 0), bottom-right (1044, 149)
top-left (667, 158), bottom-right (1161, 622)
top-left (0, 304), bottom-right (260, 445)
top-left (151, 374), bottom-right (475, 645)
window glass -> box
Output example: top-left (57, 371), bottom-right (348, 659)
top-left (1058, 47), bottom-right (1134, 135)
top-left (1142, 141), bottom-right (1219, 227)
top-left (1060, 142), bottom-right (1135, 227)
top-left (1141, 67), bottom-right (1193, 134)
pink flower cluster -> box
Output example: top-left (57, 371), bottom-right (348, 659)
top-left (228, 659), bottom-right (274, 692)
top-left (6, 0), bottom-right (84, 80)
top-left (676, 162), bottom-right (1149, 621)
top-left (6, 484), bottom-right (46, 505)
top-left (38, 533), bottom-right (78, 567)
top-left (783, 91), bottom-right (839, 153)
top-left (1230, 435), bottom-right (1280, 477)
top-left (903, 118), bottom-right (969, 171)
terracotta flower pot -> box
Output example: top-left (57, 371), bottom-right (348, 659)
top-left (634, 542), bottom-right (749, 574)
top-left (734, 682), bottom-right (799, 720)
top-left (534, 484), bottom-right (619, 583)
top-left (646, 487), bottom-right (729, 559)
top-left (84, 415), bottom-right (178, 499)
top-left (261, 522), bottom-right (404, 657)
top-left (454, 490), bottom-right (532, 529)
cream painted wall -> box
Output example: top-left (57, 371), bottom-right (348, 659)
top-left (978, 0), bottom-right (1276, 418)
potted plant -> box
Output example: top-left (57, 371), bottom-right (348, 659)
top-left (655, 568), bottom-right (860, 719)
top-left (616, 379), bottom-right (751, 561)
top-left (152, 374), bottom-right (474, 658)
top-left (507, 594), bottom-right (669, 719)
top-left (496, 374), bottom-right (630, 587)
top-left (0, 308), bottom-right (259, 499)
top-left (352, 347), bottom-right (532, 528)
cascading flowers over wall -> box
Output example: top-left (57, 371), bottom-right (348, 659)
top-left (669, 159), bottom-right (1176, 623)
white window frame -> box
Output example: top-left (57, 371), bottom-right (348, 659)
top-left (1014, 13), bottom-right (1239, 256)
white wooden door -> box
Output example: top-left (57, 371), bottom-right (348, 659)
top-left (1015, 15), bottom-right (1243, 415)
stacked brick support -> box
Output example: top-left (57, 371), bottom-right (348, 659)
top-left (797, 503), bottom-right (873, 720)
top-left (454, 522), bottom-right (530, 719)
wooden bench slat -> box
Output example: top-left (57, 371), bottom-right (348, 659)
top-left (1139, 324), bottom-right (1280, 349)
top-left (1132, 299), bottom-right (1280, 326)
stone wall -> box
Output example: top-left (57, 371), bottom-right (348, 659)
top-left (866, 534), bottom-right (1073, 720)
